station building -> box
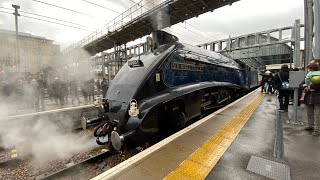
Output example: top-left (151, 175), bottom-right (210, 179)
top-left (0, 29), bottom-right (60, 75)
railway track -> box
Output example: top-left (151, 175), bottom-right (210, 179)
top-left (0, 127), bottom-right (116, 179)
top-left (39, 149), bottom-right (115, 180)
top-left (0, 128), bottom-right (93, 168)
top-left (0, 148), bottom-right (25, 166)
top-left (0, 147), bottom-right (123, 180)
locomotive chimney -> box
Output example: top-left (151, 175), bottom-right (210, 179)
top-left (151, 30), bottom-right (178, 50)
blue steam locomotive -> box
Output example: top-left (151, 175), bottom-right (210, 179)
top-left (88, 31), bottom-right (258, 151)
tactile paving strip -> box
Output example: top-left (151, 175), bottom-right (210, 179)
top-left (246, 155), bottom-right (290, 180)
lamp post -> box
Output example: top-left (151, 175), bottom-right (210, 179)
top-left (12, 4), bottom-right (20, 72)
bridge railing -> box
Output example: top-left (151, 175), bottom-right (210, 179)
top-left (197, 25), bottom-right (304, 52)
top-left (62, 0), bottom-right (156, 55)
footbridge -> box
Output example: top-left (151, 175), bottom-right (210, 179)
top-left (197, 20), bottom-right (304, 70)
top-left (62, 0), bottom-right (239, 56)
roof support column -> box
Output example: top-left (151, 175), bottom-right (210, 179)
top-left (218, 41), bottom-right (222, 51)
top-left (279, 29), bottom-right (282, 41)
top-left (293, 19), bottom-right (301, 68)
top-left (101, 52), bottom-right (106, 79)
top-left (210, 43), bottom-right (214, 51)
top-left (305, 0), bottom-right (314, 65)
top-left (314, 0), bottom-right (320, 59)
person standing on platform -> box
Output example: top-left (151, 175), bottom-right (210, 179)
top-left (299, 63), bottom-right (320, 101)
top-left (47, 82), bottom-right (54, 104)
top-left (88, 78), bottom-right (95, 102)
top-left (52, 77), bottom-right (60, 105)
top-left (95, 79), bottom-right (101, 96)
top-left (260, 72), bottom-right (269, 93)
top-left (61, 80), bottom-right (69, 105)
top-left (303, 59), bottom-right (320, 136)
top-left (273, 64), bottom-right (290, 112)
top-left (267, 71), bottom-right (274, 94)
top-left (81, 80), bottom-right (89, 105)
top-left (101, 78), bottom-right (108, 99)
top-left (37, 76), bottom-right (46, 111)
top-left (69, 77), bottom-right (80, 106)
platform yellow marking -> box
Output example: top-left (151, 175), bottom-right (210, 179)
top-left (165, 93), bottom-right (265, 180)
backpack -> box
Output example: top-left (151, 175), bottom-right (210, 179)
top-left (277, 73), bottom-right (292, 90)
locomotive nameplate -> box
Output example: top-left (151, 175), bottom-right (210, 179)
top-left (128, 59), bottom-right (144, 67)
top-left (171, 62), bottom-right (204, 71)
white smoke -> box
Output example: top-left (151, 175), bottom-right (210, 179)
top-left (0, 46), bottom-right (99, 163)
top-left (48, 47), bottom-right (92, 80)
top-left (149, 5), bottom-right (171, 31)
top-left (0, 115), bottom-right (98, 163)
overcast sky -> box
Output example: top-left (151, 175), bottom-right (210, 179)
top-left (0, 0), bottom-right (304, 50)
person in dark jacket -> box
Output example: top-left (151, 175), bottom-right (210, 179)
top-left (101, 78), bottom-right (108, 99)
top-left (81, 80), bottom-right (89, 105)
top-left (260, 73), bottom-right (269, 93)
top-left (88, 78), bottom-right (95, 102)
top-left (52, 77), bottom-right (61, 105)
top-left (273, 64), bottom-right (291, 112)
top-left (267, 72), bottom-right (274, 94)
top-left (61, 80), bottom-right (69, 105)
top-left (303, 59), bottom-right (320, 136)
top-left (37, 76), bottom-right (46, 110)
top-left (69, 77), bottom-right (80, 106)
top-left (95, 79), bottom-right (101, 96)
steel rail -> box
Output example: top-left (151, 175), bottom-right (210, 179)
top-left (39, 150), bottom-right (114, 180)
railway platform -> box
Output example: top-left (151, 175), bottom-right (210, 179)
top-left (91, 89), bottom-right (320, 180)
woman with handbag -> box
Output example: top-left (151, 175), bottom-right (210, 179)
top-left (273, 64), bottom-right (291, 112)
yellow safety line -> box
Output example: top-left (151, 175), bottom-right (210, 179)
top-left (165, 93), bottom-right (265, 180)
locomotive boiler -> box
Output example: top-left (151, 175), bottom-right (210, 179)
top-left (86, 31), bottom-right (258, 151)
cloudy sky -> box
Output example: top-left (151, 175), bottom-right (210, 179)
top-left (0, 0), bottom-right (304, 50)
